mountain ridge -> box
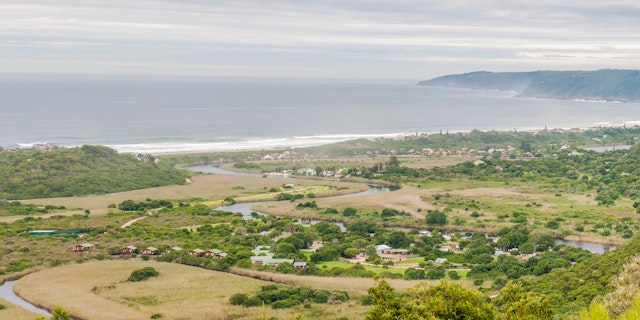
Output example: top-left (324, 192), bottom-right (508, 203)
top-left (418, 69), bottom-right (640, 102)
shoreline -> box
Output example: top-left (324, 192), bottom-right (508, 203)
top-left (5, 123), bottom-right (638, 155)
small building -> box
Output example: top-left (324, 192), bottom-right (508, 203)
top-left (166, 246), bottom-right (182, 253)
top-left (388, 249), bottom-right (410, 255)
top-left (120, 246), bottom-right (138, 254)
top-left (379, 254), bottom-right (406, 262)
top-left (250, 255), bottom-right (274, 264)
top-left (204, 249), bottom-right (227, 258)
top-left (29, 229), bottom-right (83, 236)
top-left (262, 258), bottom-right (294, 267)
top-left (74, 243), bottom-right (94, 252)
top-left (375, 244), bottom-right (392, 255)
top-left (189, 249), bottom-right (205, 257)
top-left (293, 261), bottom-right (308, 270)
top-left (140, 247), bottom-right (158, 255)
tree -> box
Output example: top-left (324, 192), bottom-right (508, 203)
top-left (34, 307), bottom-right (72, 320)
top-left (343, 207), bottom-right (358, 216)
top-left (494, 281), bottom-right (553, 320)
top-left (366, 277), bottom-right (410, 320)
top-left (426, 210), bottom-right (447, 226)
top-left (367, 279), bottom-right (498, 319)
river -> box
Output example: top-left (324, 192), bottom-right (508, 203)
top-left (0, 280), bottom-right (51, 316)
top-left (195, 165), bottom-right (616, 254)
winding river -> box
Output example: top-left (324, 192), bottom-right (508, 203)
top-left (197, 165), bottom-right (616, 254)
top-left (0, 280), bottom-right (51, 316)
top-left (0, 164), bottom-right (617, 313)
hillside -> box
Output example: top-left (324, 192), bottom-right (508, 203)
top-left (418, 69), bottom-right (640, 102)
top-left (0, 145), bottom-right (187, 200)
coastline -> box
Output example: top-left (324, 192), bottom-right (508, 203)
top-left (6, 122), bottom-right (637, 155)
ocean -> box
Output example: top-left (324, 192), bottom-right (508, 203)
top-left (2, 75), bottom-right (640, 153)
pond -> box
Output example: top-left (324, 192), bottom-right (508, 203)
top-left (554, 239), bottom-right (616, 254)
top-left (582, 144), bottom-right (633, 152)
top-left (0, 280), bottom-right (51, 316)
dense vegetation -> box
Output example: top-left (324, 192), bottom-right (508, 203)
top-left (0, 145), bottom-right (187, 199)
top-left (299, 127), bottom-right (639, 157)
top-left (229, 285), bottom-right (349, 309)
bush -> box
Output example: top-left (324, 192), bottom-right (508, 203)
top-left (0, 303), bottom-right (5, 310)
top-left (229, 293), bottom-right (248, 305)
top-left (127, 267), bottom-right (160, 282)
top-left (150, 314), bottom-right (162, 319)
top-left (271, 299), bottom-right (301, 309)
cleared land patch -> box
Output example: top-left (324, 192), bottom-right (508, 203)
top-left (14, 260), bottom-right (371, 320)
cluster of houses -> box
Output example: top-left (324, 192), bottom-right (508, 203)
top-left (73, 243), bottom-right (228, 259)
top-left (249, 245), bottom-right (308, 269)
top-left (73, 243), bottom-right (309, 269)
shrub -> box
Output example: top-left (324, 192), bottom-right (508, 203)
top-left (229, 293), bottom-right (248, 305)
top-left (150, 313), bottom-right (162, 319)
top-left (127, 267), bottom-right (160, 282)
top-left (271, 299), bottom-right (300, 309)
top-left (0, 303), bottom-right (5, 310)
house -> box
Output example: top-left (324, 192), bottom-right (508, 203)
top-left (388, 249), bottom-right (410, 255)
top-left (73, 243), bottom-right (94, 252)
top-left (293, 261), bottom-right (308, 270)
top-left (379, 254), bottom-right (407, 262)
top-left (251, 245), bottom-right (272, 256)
top-left (375, 244), bottom-right (392, 255)
top-left (120, 246), bottom-right (138, 254)
top-left (250, 255), bottom-right (274, 264)
top-left (204, 249), bottom-right (227, 258)
top-left (166, 246), bottom-right (182, 253)
top-left (189, 249), bottom-right (205, 257)
top-left (262, 258), bottom-right (294, 267)
top-left (140, 247), bottom-right (158, 255)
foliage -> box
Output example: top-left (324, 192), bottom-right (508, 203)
top-left (231, 286), bottom-right (349, 309)
top-left (0, 146), bottom-right (186, 199)
top-left (34, 307), bottom-right (72, 320)
top-left (0, 201), bottom-right (64, 216)
top-left (525, 233), bottom-right (640, 315)
top-left (425, 210), bottom-right (447, 226)
top-left (366, 278), bottom-right (497, 320)
top-left (127, 267), bottom-right (160, 282)
top-left (118, 199), bottom-right (173, 212)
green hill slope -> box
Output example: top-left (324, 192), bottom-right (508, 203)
top-left (0, 145), bottom-right (186, 199)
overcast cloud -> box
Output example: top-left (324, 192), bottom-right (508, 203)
top-left (1, 0), bottom-right (639, 79)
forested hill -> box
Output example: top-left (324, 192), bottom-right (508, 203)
top-left (0, 145), bottom-right (187, 200)
top-left (418, 69), bottom-right (640, 102)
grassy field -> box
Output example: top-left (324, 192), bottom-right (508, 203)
top-left (253, 180), bottom-right (633, 243)
top-left (0, 297), bottom-right (42, 320)
top-left (14, 260), bottom-right (372, 320)
top-left (7, 173), bottom-right (366, 223)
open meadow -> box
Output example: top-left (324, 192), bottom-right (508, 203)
top-left (7, 173), bottom-right (366, 223)
top-left (14, 260), bottom-right (373, 320)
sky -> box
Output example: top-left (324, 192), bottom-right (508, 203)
top-left (1, 0), bottom-right (639, 79)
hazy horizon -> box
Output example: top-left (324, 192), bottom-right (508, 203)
top-left (2, 1), bottom-right (639, 79)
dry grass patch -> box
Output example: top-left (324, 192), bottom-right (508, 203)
top-left (0, 297), bottom-right (42, 320)
top-left (254, 186), bottom-right (435, 220)
top-left (14, 260), bottom-right (372, 320)
top-left (14, 174), bottom-right (364, 221)
top-left (230, 267), bottom-right (433, 295)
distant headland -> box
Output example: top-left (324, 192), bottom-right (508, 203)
top-left (418, 69), bottom-right (640, 103)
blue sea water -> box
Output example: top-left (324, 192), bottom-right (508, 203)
top-left (1, 75), bottom-right (640, 153)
